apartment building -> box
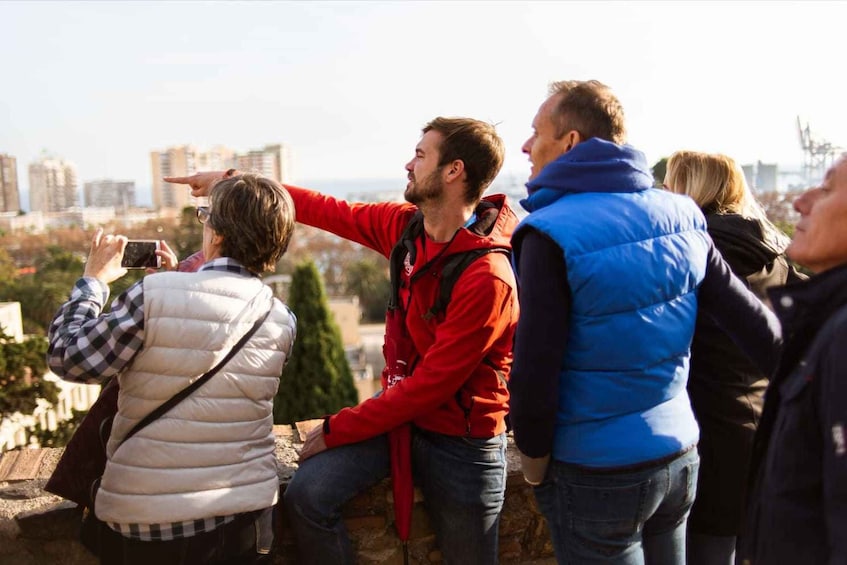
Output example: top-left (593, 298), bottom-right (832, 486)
top-left (150, 145), bottom-right (235, 211)
top-left (28, 156), bottom-right (78, 213)
top-left (0, 154), bottom-right (20, 213)
top-left (236, 143), bottom-right (293, 183)
top-left (83, 179), bottom-right (136, 212)
top-left (150, 143), bottom-right (292, 211)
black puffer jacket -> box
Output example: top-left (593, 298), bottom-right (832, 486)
top-left (739, 263), bottom-right (847, 564)
top-left (688, 213), bottom-right (802, 535)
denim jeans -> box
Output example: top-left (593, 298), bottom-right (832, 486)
top-left (533, 447), bottom-right (699, 565)
top-left (283, 429), bottom-right (507, 565)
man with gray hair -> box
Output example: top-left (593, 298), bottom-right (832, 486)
top-left (509, 80), bottom-right (781, 564)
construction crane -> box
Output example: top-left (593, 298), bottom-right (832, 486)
top-left (797, 116), bottom-right (841, 186)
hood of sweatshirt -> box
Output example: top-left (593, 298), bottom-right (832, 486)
top-left (706, 213), bottom-right (786, 270)
top-left (521, 138), bottom-right (654, 213)
top-left (444, 192), bottom-right (518, 256)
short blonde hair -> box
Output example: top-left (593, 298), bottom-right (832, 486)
top-left (664, 151), bottom-right (750, 214)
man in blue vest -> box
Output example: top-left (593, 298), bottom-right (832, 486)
top-left (508, 80), bottom-right (781, 564)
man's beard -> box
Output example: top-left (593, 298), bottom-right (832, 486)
top-left (405, 168), bottom-right (444, 206)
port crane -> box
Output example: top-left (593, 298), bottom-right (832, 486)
top-left (797, 116), bottom-right (841, 186)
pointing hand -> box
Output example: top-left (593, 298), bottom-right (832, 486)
top-left (163, 170), bottom-right (237, 198)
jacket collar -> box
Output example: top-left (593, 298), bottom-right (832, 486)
top-left (445, 193), bottom-right (518, 254)
top-left (521, 138), bottom-right (654, 213)
top-left (769, 262), bottom-right (847, 335)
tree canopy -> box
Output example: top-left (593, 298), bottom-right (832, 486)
top-left (344, 257), bottom-right (390, 323)
top-left (0, 331), bottom-right (59, 420)
top-left (652, 157), bottom-right (668, 188)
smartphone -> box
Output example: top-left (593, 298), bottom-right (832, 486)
top-left (122, 240), bottom-right (161, 269)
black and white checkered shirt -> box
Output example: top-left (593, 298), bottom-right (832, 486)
top-left (47, 258), bottom-right (256, 540)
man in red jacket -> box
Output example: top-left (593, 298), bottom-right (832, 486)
top-left (167, 117), bottom-right (519, 564)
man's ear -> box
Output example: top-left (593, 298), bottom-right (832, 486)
top-left (443, 160), bottom-right (465, 183)
top-left (561, 130), bottom-right (583, 153)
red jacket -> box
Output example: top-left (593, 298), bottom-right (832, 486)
top-left (284, 185), bottom-right (519, 447)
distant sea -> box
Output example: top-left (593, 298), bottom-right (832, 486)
top-left (295, 173), bottom-right (530, 219)
top-left (290, 172), bottom-right (529, 201)
top-left (297, 177), bottom-right (407, 199)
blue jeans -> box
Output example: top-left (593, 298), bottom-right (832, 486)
top-left (283, 429), bottom-right (506, 565)
top-left (533, 447), bottom-right (699, 565)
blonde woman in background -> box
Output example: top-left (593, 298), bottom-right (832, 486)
top-left (664, 151), bottom-right (802, 565)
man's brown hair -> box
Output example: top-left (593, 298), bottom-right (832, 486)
top-left (208, 173), bottom-right (295, 273)
top-left (423, 117), bottom-right (505, 204)
top-left (548, 80), bottom-right (627, 144)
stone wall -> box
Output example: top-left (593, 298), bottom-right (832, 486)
top-left (0, 426), bottom-right (555, 564)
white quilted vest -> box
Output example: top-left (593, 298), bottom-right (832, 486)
top-left (95, 271), bottom-right (296, 526)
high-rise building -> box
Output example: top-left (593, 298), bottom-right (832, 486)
top-left (150, 143), bottom-right (293, 211)
top-left (0, 154), bottom-right (20, 213)
top-left (150, 145), bottom-right (236, 211)
top-left (756, 161), bottom-right (778, 192)
top-left (741, 164), bottom-right (756, 191)
top-left (236, 144), bottom-right (293, 183)
top-left (742, 161), bottom-right (780, 193)
top-left (28, 156), bottom-right (78, 213)
top-left (83, 179), bottom-right (136, 212)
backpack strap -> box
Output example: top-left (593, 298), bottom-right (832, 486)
top-left (423, 247), bottom-right (511, 320)
top-left (388, 211), bottom-right (424, 311)
top-left (389, 204), bottom-right (512, 319)
top-left (424, 200), bottom-right (510, 319)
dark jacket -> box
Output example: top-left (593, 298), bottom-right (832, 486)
top-left (687, 213), bottom-right (801, 535)
top-left (740, 263), bottom-right (847, 564)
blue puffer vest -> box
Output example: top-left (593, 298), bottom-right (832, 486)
top-left (515, 139), bottom-right (710, 467)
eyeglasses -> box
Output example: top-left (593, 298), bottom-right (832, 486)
top-left (196, 206), bottom-right (211, 224)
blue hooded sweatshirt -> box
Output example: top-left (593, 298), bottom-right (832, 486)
top-left (513, 138), bottom-right (710, 467)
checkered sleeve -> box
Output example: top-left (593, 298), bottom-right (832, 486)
top-left (47, 276), bottom-right (146, 384)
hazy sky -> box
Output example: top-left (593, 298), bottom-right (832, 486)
top-left (2, 1), bottom-right (844, 209)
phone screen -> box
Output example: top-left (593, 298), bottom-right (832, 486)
top-left (122, 241), bottom-right (160, 269)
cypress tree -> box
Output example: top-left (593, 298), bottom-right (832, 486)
top-left (274, 260), bottom-right (359, 424)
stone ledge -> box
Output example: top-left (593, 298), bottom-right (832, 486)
top-left (0, 426), bottom-right (554, 564)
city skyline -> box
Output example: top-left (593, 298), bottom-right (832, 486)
top-left (2, 1), bottom-right (844, 210)
top-left (0, 141), bottom-right (818, 213)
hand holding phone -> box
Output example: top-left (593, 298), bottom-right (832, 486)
top-left (84, 229), bottom-right (130, 284)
